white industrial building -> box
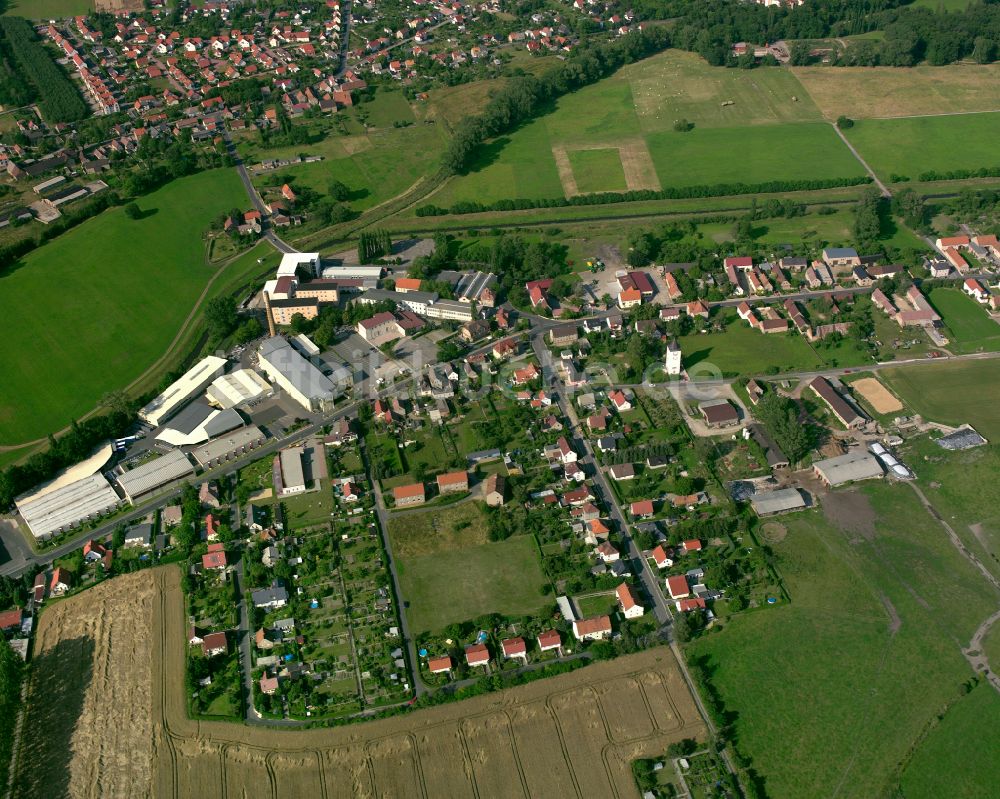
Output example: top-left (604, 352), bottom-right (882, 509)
top-left (292, 333), bottom-right (321, 358)
top-left (191, 425), bottom-right (267, 468)
top-left (277, 446), bottom-right (307, 495)
top-left (277, 252), bottom-right (321, 278)
top-left (139, 356), bottom-right (227, 427)
top-left (257, 336), bottom-right (341, 412)
top-left (116, 449), bottom-right (196, 503)
top-left (320, 264), bottom-right (384, 280)
top-left (154, 401), bottom-right (245, 447)
top-left (206, 369), bottom-right (271, 409)
top-left (16, 474), bottom-right (123, 540)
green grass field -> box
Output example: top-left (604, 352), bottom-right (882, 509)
top-left (647, 123), bottom-right (865, 189)
top-left (569, 149), bottom-right (627, 193)
top-left (845, 113), bottom-right (1000, 181)
top-left (0, 169), bottom-right (248, 444)
top-left (687, 481), bottom-right (997, 798)
top-left (2, 0), bottom-right (91, 17)
top-left (389, 502), bottom-right (549, 633)
top-left (679, 320), bottom-right (823, 376)
top-left (881, 359), bottom-right (1000, 440)
top-left (898, 683), bottom-right (1000, 798)
top-left (433, 49), bottom-right (858, 205)
top-left (927, 288), bottom-right (1000, 353)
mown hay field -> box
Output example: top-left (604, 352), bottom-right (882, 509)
top-left (792, 63), bottom-right (1000, 119)
top-left (13, 566), bottom-right (706, 799)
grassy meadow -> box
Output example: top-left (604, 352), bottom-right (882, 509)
top-left (881, 359), bottom-right (1000, 440)
top-left (647, 122), bottom-right (865, 189)
top-left (388, 502), bottom-right (549, 633)
top-left (687, 480), bottom-right (997, 798)
top-left (0, 169), bottom-right (248, 444)
top-left (793, 63), bottom-right (1000, 120)
top-left (679, 318), bottom-right (824, 376)
top-left (568, 149), bottom-right (628, 193)
top-left (433, 49), bottom-right (862, 205)
top-left (2, 0), bottom-right (92, 17)
top-left (926, 287), bottom-right (1000, 353)
top-left (844, 112), bottom-right (1000, 180)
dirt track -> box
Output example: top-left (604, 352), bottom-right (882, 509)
top-left (17, 567), bottom-right (706, 798)
top-left (851, 378), bottom-right (902, 414)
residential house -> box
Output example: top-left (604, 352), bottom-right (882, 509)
top-left (393, 483), bottom-right (426, 507)
top-left (666, 574), bottom-right (690, 599)
top-left (201, 631), bottom-right (228, 657)
top-left (50, 568), bottom-right (70, 597)
top-left (428, 655), bottom-right (452, 674)
top-left (572, 615), bottom-right (612, 641)
top-left (465, 643), bottom-right (490, 667)
top-left (537, 629), bottom-right (562, 654)
top-left (436, 471), bottom-right (469, 494)
top-left (484, 473), bottom-right (506, 507)
top-left (501, 637), bottom-right (528, 662)
top-left (616, 583), bottom-right (645, 619)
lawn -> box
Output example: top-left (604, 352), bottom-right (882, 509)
top-left (881, 359), bottom-right (1000, 440)
top-left (793, 63), bottom-right (1000, 120)
top-left (926, 287), bottom-right (1000, 353)
top-left (247, 117), bottom-right (447, 213)
top-left (686, 481), bottom-right (997, 798)
top-left (678, 320), bottom-right (823, 377)
top-left (2, 0), bottom-right (92, 17)
top-left (389, 502), bottom-right (549, 633)
top-left (568, 149), bottom-right (627, 193)
top-left (898, 683), bottom-right (1000, 799)
top-left (0, 169), bottom-right (248, 445)
top-left (647, 122), bottom-right (865, 189)
top-left (844, 113), bottom-right (1000, 181)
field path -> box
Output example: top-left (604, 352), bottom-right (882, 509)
top-left (907, 483), bottom-right (1000, 695)
top-left (830, 122), bottom-right (890, 197)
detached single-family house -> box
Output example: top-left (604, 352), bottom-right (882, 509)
top-left (465, 643), bottom-right (490, 667)
top-left (616, 583), bottom-right (645, 619)
top-left (572, 615), bottom-right (612, 641)
top-left (666, 574), bottom-right (690, 599)
top-left (201, 631), bottom-right (228, 657)
top-left (537, 629), bottom-right (562, 653)
top-left (501, 637), bottom-right (528, 662)
top-left (428, 655), bottom-right (452, 674)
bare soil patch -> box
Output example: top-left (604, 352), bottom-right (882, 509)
top-left (852, 377), bottom-right (903, 414)
top-left (822, 489), bottom-right (878, 542)
top-left (553, 139), bottom-right (661, 197)
top-left (17, 566), bottom-right (706, 799)
top-left (95, 0), bottom-right (144, 11)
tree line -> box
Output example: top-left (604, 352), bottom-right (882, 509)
top-left (0, 17), bottom-right (87, 122)
top-left (416, 176), bottom-right (872, 217)
top-left (357, 229), bottom-right (392, 264)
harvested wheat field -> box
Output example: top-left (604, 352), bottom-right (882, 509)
top-left (852, 377), bottom-right (903, 415)
top-left (14, 567), bottom-right (705, 799)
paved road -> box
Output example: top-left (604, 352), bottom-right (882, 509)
top-left (333, 0), bottom-right (353, 78)
top-left (221, 130), bottom-right (295, 254)
top-left (531, 335), bottom-right (672, 625)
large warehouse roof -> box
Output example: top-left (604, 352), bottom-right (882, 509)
top-left (139, 356), bottom-right (227, 427)
top-left (16, 474), bottom-right (122, 540)
top-left (116, 450), bottom-right (195, 502)
top-left (750, 487), bottom-right (807, 517)
top-left (190, 425), bottom-right (266, 467)
top-left (814, 451), bottom-right (884, 487)
top-left (258, 337), bottom-right (338, 403)
top-left (154, 401), bottom-right (244, 447)
top-left (206, 369), bottom-right (271, 409)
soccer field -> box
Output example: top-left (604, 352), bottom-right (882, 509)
top-left (0, 169), bottom-right (248, 444)
top-left (844, 113), bottom-right (1000, 181)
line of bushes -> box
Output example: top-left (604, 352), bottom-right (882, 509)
top-left (917, 166), bottom-right (1000, 183)
top-left (0, 17), bottom-right (87, 122)
top-left (416, 176), bottom-right (873, 217)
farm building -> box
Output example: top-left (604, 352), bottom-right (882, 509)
top-left (257, 336), bottom-right (342, 412)
top-left (813, 451), bottom-right (884, 487)
top-left (138, 356), bottom-right (228, 427)
top-left (116, 450), bottom-right (195, 504)
top-left (699, 400), bottom-right (739, 428)
top-left (750, 487), bottom-right (808, 517)
top-left (16, 474), bottom-right (123, 541)
top-left (436, 471), bottom-right (469, 494)
top-left (393, 483), bottom-right (426, 507)
top-left (808, 377), bottom-right (866, 429)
